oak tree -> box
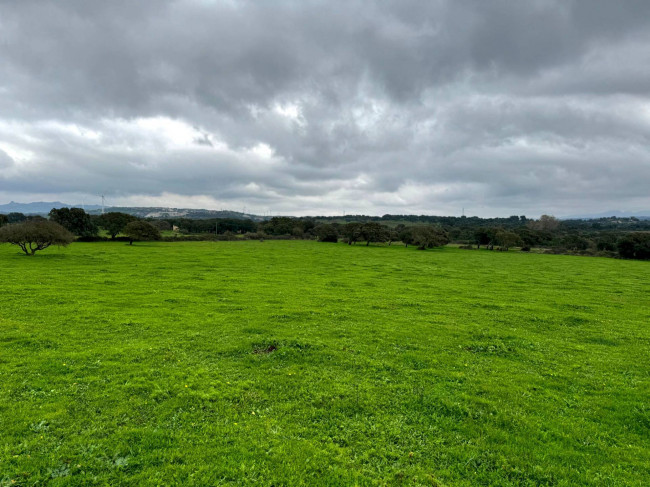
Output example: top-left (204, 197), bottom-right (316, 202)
top-left (0, 220), bottom-right (74, 255)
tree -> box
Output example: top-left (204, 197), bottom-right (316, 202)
top-left (0, 220), bottom-right (73, 255)
top-left (595, 233), bottom-right (617, 251)
top-left (300, 219), bottom-right (316, 235)
top-left (0, 214), bottom-right (8, 227)
top-left (97, 212), bottom-right (137, 239)
top-left (150, 219), bottom-right (172, 232)
top-left (386, 229), bottom-right (399, 246)
top-left (49, 207), bottom-right (97, 237)
top-left (260, 217), bottom-right (296, 235)
top-left (472, 227), bottom-right (500, 250)
top-left (7, 212), bottom-right (26, 223)
top-left (123, 221), bottom-right (162, 245)
top-left (314, 224), bottom-right (339, 242)
top-left (342, 223), bottom-right (362, 245)
top-left (495, 230), bottom-right (522, 250)
top-left (528, 214), bottom-right (560, 232)
top-left (360, 222), bottom-right (387, 246)
top-left (473, 228), bottom-right (491, 249)
top-left (514, 227), bottom-right (541, 248)
top-left (398, 227), bottom-right (414, 247)
top-left (411, 226), bottom-right (449, 250)
top-left (617, 232), bottom-right (650, 260)
top-left (562, 234), bottom-right (590, 251)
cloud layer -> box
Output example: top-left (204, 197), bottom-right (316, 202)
top-left (1, 0), bottom-right (649, 216)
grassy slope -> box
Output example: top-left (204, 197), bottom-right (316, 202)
top-left (0, 241), bottom-right (648, 486)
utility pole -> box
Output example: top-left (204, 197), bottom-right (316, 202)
top-left (101, 195), bottom-right (105, 215)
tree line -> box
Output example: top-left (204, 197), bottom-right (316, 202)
top-left (0, 209), bottom-right (163, 254)
top-left (0, 209), bottom-right (648, 260)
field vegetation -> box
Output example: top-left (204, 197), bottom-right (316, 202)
top-left (1, 241), bottom-right (648, 485)
top-left (2, 209), bottom-right (650, 260)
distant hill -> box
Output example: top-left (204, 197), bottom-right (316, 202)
top-left (0, 201), bottom-right (103, 214)
top-left (4, 200), bottom-right (648, 222)
top-left (0, 201), bottom-right (267, 221)
top-left (88, 206), bottom-right (268, 221)
top-left (562, 210), bottom-right (650, 220)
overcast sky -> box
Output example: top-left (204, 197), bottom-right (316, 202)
top-left (1, 1), bottom-right (649, 217)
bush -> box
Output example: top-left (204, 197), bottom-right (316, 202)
top-left (314, 224), bottom-right (339, 243)
top-left (617, 233), bottom-right (650, 260)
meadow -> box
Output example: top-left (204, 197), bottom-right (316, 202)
top-left (0, 241), bottom-right (648, 486)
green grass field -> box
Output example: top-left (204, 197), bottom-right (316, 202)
top-left (1, 241), bottom-right (648, 486)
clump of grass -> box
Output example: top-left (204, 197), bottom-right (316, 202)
top-left (252, 343), bottom-right (278, 354)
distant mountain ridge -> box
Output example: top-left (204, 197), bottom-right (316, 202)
top-left (0, 201), bottom-right (266, 221)
top-left (3, 200), bottom-right (649, 221)
top-left (561, 210), bottom-right (650, 220)
top-left (88, 206), bottom-right (268, 221)
top-left (0, 201), bottom-right (103, 214)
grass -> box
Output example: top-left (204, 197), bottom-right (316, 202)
top-left (0, 241), bottom-right (648, 486)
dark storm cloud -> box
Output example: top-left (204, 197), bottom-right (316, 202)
top-left (1, 0), bottom-right (649, 215)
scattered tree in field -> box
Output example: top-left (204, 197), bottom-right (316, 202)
top-left (411, 226), bottom-right (449, 250)
top-left (314, 224), bottom-right (339, 242)
top-left (477, 227), bottom-right (503, 250)
top-left (97, 212), bottom-right (137, 239)
top-left (617, 232), bottom-right (650, 260)
top-left (398, 227), bottom-right (414, 247)
top-left (473, 228), bottom-right (491, 249)
top-left (495, 230), bottom-right (522, 250)
top-left (386, 229), bottom-right (399, 246)
top-left (360, 222), bottom-right (386, 246)
top-left (342, 222), bottom-right (362, 245)
top-left (0, 214), bottom-right (7, 227)
top-left (49, 207), bottom-right (97, 237)
top-left (0, 220), bottom-right (73, 255)
top-left (123, 220), bottom-right (162, 245)
top-left (514, 227), bottom-right (541, 248)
